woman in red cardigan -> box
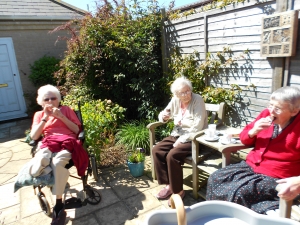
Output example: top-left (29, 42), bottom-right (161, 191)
top-left (206, 86), bottom-right (300, 214)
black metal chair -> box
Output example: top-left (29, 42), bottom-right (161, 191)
top-left (29, 102), bottom-right (101, 216)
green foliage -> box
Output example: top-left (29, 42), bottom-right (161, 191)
top-left (61, 85), bottom-right (93, 110)
top-left (54, 0), bottom-right (166, 121)
top-left (115, 120), bottom-right (150, 154)
top-left (201, 85), bottom-right (242, 106)
top-left (29, 56), bottom-right (60, 87)
top-left (166, 46), bottom-right (255, 105)
top-left (127, 148), bottom-right (145, 163)
top-left (79, 99), bottom-right (126, 161)
top-left (168, 0), bottom-right (247, 20)
top-left (156, 122), bottom-right (174, 141)
top-left (23, 92), bottom-right (42, 117)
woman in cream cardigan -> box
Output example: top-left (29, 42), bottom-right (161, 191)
top-left (153, 76), bottom-right (207, 206)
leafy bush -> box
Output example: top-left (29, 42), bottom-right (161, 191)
top-left (61, 85), bottom-right (93, 110)
top-left (29, 56), bottom-right (60, 87)
top-left (115, 120), bottom-right (150, 154)
top-left (155, 122), bottom-right (174, 141)
top-left (79, 99), bottom-right (126, 162)
top-left (54, 1), bottom-right (167, 121)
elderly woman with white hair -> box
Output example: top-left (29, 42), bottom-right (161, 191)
top-left (153, 76), bottom-right (207, 206)
top-left (29, 84), bottom-right (88, 225)
top-left (207, 86), bottom-right (300, 214)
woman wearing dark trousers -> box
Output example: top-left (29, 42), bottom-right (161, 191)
top-left (153, 76), bottom-right (207, 206)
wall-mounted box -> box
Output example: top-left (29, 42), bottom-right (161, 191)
top-left (260, 10), bottom-right (298, 57)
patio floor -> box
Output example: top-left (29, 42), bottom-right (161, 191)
top-left (0, 118), bottom-right (204, 225)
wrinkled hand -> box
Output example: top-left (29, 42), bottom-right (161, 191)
top-left (249, 117), bottom-right (272, 137)
top-left (52, 107), bottom-right (64, 119)
top-left (162, 111), bottom-right (170, 121)
top-left (276, 176), bottom-right (300, 201)
top-left (253, 117), bottom-right (272, 132)
top-left (43, 104), bottom-right (64, 119)
top-left (43, 104), bottom-right (54, 117)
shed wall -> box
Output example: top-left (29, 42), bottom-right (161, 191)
top-left (0, 20), bottom-right (70, 114)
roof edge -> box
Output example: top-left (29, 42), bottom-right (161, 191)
top-left (50, 0), bottom-right (88, 16)
top-left (0, 15), bottom-right (80, 21)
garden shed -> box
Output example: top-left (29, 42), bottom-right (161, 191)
top-left (163, 0), bottom-right (300, 127)
top-left (0, 0), bottom-right (86, 121)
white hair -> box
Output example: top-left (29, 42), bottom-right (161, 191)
top-left (36, 84), bottom-right (61, 106)
top-left (270, 86), bottom-right (300, 111)
top-left (170, 76), bottom-right (193, 96)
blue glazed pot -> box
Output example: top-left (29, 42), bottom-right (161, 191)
top-left (127, 161), bottom-right (145, 177)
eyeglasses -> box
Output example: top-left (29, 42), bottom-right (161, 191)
top-left (176, 90), bottom-right (191, 97)
top-left (268, 104), bottom-right (283, 114)
top-left (44, 97), bottom-right (57, 102)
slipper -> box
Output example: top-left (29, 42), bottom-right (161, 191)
top-left (156, 187), bottom-right (172, 199)
top-left (168, 190), bottom-right (185, 207)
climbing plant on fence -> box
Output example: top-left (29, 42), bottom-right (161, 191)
top-left (166, 46), bottom-right (255, 106)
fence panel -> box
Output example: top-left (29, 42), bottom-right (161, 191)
top-left (163, 0), bottom-right (300, 126)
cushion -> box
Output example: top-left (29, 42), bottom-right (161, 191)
top-left (14, 161), bottom-right (54, 193)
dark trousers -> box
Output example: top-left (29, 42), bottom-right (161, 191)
top-left (152, 136), bottom-right (191, 193)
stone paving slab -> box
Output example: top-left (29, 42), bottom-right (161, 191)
top-left (66, 213), bottom-right (99, 225)
top-left (95, 201), bottom-right (135, 224)
top-left (0, 182), bottom-right (20, 209)
top-left (125, 191), bottom-right (163, 216)
top-left (20, 186), bottom-right (45, 219)
top-left (0, 204), bottom-right (20, 225)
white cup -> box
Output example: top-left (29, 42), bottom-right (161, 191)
top-left (207, 124), bottom-right (216, 138)
top-left (224, 133), bottom-right (232, 144)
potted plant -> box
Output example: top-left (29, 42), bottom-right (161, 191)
top-left (127, 148), bottom-right (145, 177)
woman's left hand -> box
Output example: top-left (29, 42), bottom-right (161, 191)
top-left (276, 176), bottom-right (300, 201)
top-left (52, 107), bottom-right (65, 119)
top-left (173, 138), bottom-right (181, 147)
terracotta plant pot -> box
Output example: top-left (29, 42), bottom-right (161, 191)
top-left (127, 161), bottom-right (145, 177)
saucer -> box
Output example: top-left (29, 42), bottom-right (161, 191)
top-left (205, 131), bottom-right (220, 136)
top-left (220, 138), bottom-right (237, 145)
top-left (204, 135), bottom-right (219, 142)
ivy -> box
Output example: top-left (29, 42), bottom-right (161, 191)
top-left (168, 0), bottom-right (248, 20)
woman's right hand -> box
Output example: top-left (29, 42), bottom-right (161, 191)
top-left (43, 104), bottom-right (54, 117)
top-left (248, 117), bottom-right (272, 138)
top-left (162, 110), bottom-right (171, 121)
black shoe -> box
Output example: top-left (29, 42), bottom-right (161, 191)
top-left (50, 205), bottom-right (66, 225)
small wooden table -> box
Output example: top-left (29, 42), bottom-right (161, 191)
top-left (195, 126), bottom-right (243, 152)
top-left (191, 125), bottom-right (250, 199)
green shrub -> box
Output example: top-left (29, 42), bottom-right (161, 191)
top-left (115, 120), bottom-right (150, 154)
top-left (54, 0), bottom-right (167, 121)
top-left (61, 85), bottom-right (93, 110)
top-left (29, 56), bottom-right (60, 87)
top-left (80, 99), bottom-right (126, 162)
top-left (156, 122), bottom-right (174, 141)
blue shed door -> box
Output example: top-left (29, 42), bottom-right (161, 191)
top-left (0, 38), bottom-right (27, 121)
